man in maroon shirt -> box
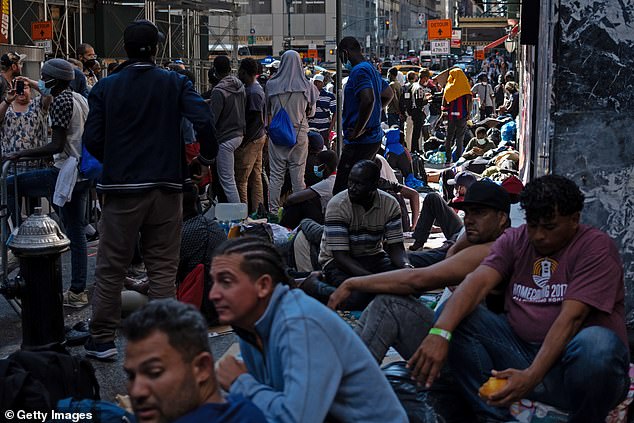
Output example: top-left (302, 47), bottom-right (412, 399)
top-left (409, 175), bottom-right (629, 422)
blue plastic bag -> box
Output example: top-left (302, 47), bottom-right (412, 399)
top-left (55, 397), bottom-right (137, 422)
top-left (268, 107), bottom-right (297, 147)
top-left (80, 144), bottom-right (103, 180)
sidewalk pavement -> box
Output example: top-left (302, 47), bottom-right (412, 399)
top-left (0, 239), bottom-right (237, 402)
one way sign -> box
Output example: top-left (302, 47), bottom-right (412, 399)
top-left (427, 19), bottom-right (452, 40)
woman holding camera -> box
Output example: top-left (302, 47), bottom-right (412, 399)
top-left (0, 76), bottom-right (52, 170)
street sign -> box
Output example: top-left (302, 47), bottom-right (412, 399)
top-left (31, 21), bottom-right (53, 41)
top-left (427, 19), bottom-right (451, 40)
top-left (451, 29), bottom-right (461, 48)
top-left (430, 40), bottom-right (450, 55)
top-left (307, 49), bottom-right (318, 59)
top-left (308, 43), bottom-right (316, 50)
top-left (34, 40), bottom-right (52, 54)
top-left (475, 47), bottom-right (485, 60)
top-left (247, 35), bottom-right (255, 45)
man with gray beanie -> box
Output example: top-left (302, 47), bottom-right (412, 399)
top-left (82, 19), bottom-right (217, 359)
top-left (4, 58), bottom-right (92, 308)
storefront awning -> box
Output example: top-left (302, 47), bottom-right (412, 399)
top-left (484, 25), bottom-right (519, 50)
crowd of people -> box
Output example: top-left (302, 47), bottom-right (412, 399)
top-left (0, 20), bottom-right (629, 423)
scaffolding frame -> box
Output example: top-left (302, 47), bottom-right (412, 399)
top-left (9, 0), bottom-right (241, 92)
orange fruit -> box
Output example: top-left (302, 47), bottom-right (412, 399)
top-left (478, 377), bottom-right (508, 398)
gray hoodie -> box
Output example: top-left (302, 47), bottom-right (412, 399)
top-left (210, 76), bottom-right (246, 144)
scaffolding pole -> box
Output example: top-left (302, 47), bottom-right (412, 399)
top-left (78, 0), bottom-right (82, 44)
top-left (231, 3), bottom-right (238, 66)
top-left (64, 0), bottom-right (69, 56)
top-left (167, 4), bottom-right (171, 57)
top-left (9, 0), bottom-right (13, 44)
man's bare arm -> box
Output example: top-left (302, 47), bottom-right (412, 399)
top-left (487, 300), bottom-right (591, 406)
top-left (328, 243), bottom-right (492, 309)
top-left (408, 264), bottom-right (502, 387)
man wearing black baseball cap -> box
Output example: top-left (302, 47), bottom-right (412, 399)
top-left (1, 52), bottom-right (26, 99)
top-left (327, 179), bottom-right (511, 366)
top-left (83, 19), bottom-right (217, 360)
top-left (452, 179), bottom-right (511, 215)
top-left (409, 175), bottom-right (628, 422)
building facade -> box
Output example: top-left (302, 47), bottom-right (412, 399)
top-left (207, 0), bottom-right (441, 62)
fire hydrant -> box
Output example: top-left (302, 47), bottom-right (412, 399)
top-left (8, 207), bottom-right (70, 348)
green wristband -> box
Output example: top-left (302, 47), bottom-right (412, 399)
top-left (429, 327), bottom-right (452, 342)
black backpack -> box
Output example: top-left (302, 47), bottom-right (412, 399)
top-left (0, 345), bottom-right (100, 411)
top-left (411, 152), bottom-right (428, 183)
top-left (382, 361), bottom-right (439, 423)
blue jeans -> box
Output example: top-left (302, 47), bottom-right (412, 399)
top-left (7, 168), bottom-right (89, 293)
top-left (412, 192), bottom-right (463, 246)
top-left (356, 294), bottom-right (434, 362)
top-left (448, 305), bottom-right (629, 422)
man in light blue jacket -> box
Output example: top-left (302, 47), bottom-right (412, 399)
top-left (212, 237), bottom-right (407, 423)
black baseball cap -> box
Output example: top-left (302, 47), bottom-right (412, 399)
top-left (123, 20), bottom-right (165, 52)
top-left (447, 171), bottom-right (477, 189)
top-left (453, 180), bottom-right (511, 214)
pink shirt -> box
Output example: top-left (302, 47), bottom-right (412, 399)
top-left (482, 224), bottom-right (627, 347)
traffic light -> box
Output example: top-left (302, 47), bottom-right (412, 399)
top-left (329, 49), bottom-right (335, 55)
top-left (385, 20), bottom-right (390, 30)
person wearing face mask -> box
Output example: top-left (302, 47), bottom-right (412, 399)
top-left (77, 43), bottom-right (99, 89)
top-left (471, 73), bottom-right (495, 121)
top-left (0, 76), bottom-right (53, 276)
top-left (280, 149), bottom-right (338, 229)
top-left (303, 130), bottom-right (325, 187)
top-left (4, 58), bottom-right (92, 308)
top-left (462, 126), bottom-right (496, 160)
top-left (0, 76), bottom-right (52, 173)
top-left (332, 36), bottom-right (394, 195)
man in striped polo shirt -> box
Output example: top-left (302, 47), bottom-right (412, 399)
top-left (306, 160), bottom-right (411, 310)
top-left (308, 73), bottom-right (336, 147)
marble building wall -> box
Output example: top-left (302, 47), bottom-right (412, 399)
top-left (547, 0), bottom-right (634, 322)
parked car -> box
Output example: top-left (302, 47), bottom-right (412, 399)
top-left (454, 61), bottom-right (476, 77)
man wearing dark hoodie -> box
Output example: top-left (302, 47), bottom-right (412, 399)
top-left (210, 56), bottom-right (246, 203)
top-left (83, 20), bottom-right (217, 359)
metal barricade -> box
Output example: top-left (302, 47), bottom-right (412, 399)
top-left (0, 157), bottom-right (50, 315)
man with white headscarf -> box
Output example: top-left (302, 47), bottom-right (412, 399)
top-left (265, 50), bottom-right (318, 214)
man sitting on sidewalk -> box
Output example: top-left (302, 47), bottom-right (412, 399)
top-left (327, 180), bottom-right (511, 362)
top-left (123, 299), bottom-right (266, 422)
top-left (211, 237), bottom-right (407, 423)
top-left (307, 160), bottom-right (412, 310)
top-left (409, 175), bottom-right (629, 422)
